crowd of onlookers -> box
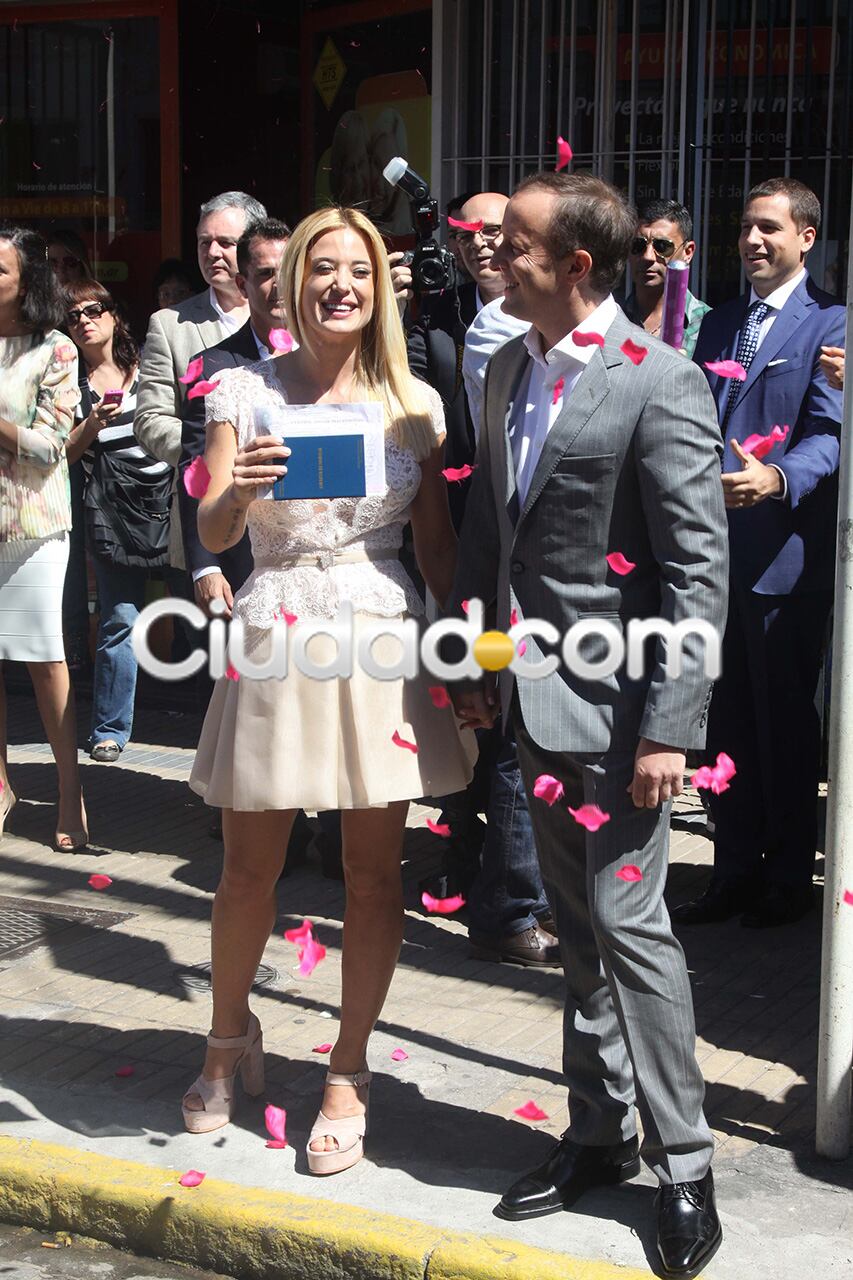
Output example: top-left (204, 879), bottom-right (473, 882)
top-left (0, 169), bottom-right (845, 941)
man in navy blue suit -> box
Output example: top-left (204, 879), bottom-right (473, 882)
top-left (679, 178), bottom-right (845, 928)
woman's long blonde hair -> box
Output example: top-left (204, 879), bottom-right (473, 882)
top-left (278, 206), bottom-right (436, 459)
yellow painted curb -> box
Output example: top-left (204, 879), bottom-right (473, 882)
top-left (0, 1135), bottom-right (652, 1280)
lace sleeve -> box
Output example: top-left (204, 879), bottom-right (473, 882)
top-left (204, 364), bottom-right (276, 448)
top-left (425, 384), bottom-right (447, 445)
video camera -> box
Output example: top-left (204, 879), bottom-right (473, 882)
top-left (382, 156), bottom-right (456, 297)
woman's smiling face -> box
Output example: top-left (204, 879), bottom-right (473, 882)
top-left (299, 227), bottom-right (375, 345)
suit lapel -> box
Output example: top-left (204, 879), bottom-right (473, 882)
top-left (516, 335), bottom-right (620, 526)
top-left (735, 287), bottom-right (810, 408)
top-left (488, 340), bottom-right (528, 514)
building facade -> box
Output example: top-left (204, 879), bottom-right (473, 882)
top-left (0, 0), bottom-right (848, 331)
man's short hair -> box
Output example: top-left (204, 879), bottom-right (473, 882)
top-left (636, 198), bottom-right (693, 243)
top-left (745, 177), bottom-right (821, 234)
top-left (236, 217), bottom-right (292, 275)
top-left (197, 191), bottom-right (268, 229)
top-left (514, 171), bottom-right (636, 294)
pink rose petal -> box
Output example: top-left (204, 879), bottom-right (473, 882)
top-left (284, 919), bottom-right (313, 944)
top-left (426, 818), bottom-right (451, 837)
top-left (297, 936), bottom-right (326, 977)
top-left (715, 752), bottom-right (737, 782)
top-left (555, 136), bottom-right (573, 171)
top-left (447, 216), bottom-right (484, 232)
top-left (533, 774), bottom-right (564, 806)
top-left (740, 424), bottom-right (790, 460)
top-left (551, 376), bottom-right (565, 406)
top-left (225, 663), bottom-right (240, 681)
top-left (843, 889), bottom-right (853, 906)
top-left (461, 600), bottom-right (470, 614)
top-left (568, 804), bottom-right (611, 832)
top-left (178, 1170), bottom-right (206, 1188)
top-left (390, 1048), bottom-right (409, 1062)
top-left (510, 608), bottom-right (519, 627)
top-left (268, 328), bottom-right (293, 353)
top-left (421, 891), bottom-right (466, 914)
top-left (517, 640), bottom-right (527, 657)
top-left (186, 378), bottom-right (221, 401)
top-left (265, 1139), bottom-right (288, 1149)
top-left (183, 455), bottom-right (211, 500)
top-left (114, 1065), bottom-right (135, 1078)
top-left (704, 359), bottom-right (747, 381)
top-left (274, 607), bottom-right (298, 625)
top-left (312, 1043), bottom-right (333, 1054)
top-left (428, 685), bottom-right (452, 709)
top-left (392, 729), bottom-right (419, 754)
top-left (442, 464), bottom-right (475, 482)
top-left (514, 1100), bottom-right (549, 1121)
top-left (616, 864), bottom-right (643, 882)
top-left (264, 1103), bottom-right (287, 1144)
top-left (606, 551), bottom-right (636, 576)
top-left (571, 330), bottom-right (605, 348)
top-left (88, 874), bottom-right (112, 891)
top-left (621, 338), bottom-right (648, 365)
top-left (179, 357), bottom-right (204, 386)
top-left (692, 752), bottom-right (737, 796)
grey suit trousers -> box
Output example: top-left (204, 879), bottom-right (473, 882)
top-left (513, 706), bottom-right (714, 1184)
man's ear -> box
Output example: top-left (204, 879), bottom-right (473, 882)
top-left (801, 225), bottom-right (817, 255)
top-left (235, 273), bottom-right (249, 300)
top-left (682, 240), bottom-right (696, 264)
top-left (565, 249), bottom-right (593, 287)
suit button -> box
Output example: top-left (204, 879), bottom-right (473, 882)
top-left (511, 560), bottom-right (524, 574)
top-left (699, 715), bottom-right (707, 729)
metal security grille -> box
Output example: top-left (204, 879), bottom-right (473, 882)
top-left (435, 0), bottom-right (852, 304)
top-left (0, 895), bottom-right (131, 963)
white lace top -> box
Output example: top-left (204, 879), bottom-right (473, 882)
top-left (205, 361), bottom-right (445, 628)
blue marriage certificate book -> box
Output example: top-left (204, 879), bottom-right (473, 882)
top-left (273, 433), bottom-right (366, 499)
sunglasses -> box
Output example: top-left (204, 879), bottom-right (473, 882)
top-left (66, 302), bottom-right (107, 325)
top-left (456, 224), bottom-right (503, 247)
top-left (629, 235), bottom-right (684, 260)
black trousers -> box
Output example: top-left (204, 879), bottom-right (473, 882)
top-left (707, 581), bottom-right (831, 890)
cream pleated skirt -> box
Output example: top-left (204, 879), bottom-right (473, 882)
top-left (0, 533), bottom-right (69, 662)
top-left (189, 613), bottom-right (477, 811)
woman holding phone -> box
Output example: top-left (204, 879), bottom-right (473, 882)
top-left (186, 206), bottom-right (476, 1174)
top-left (64, 281), bottom-right (171, 762)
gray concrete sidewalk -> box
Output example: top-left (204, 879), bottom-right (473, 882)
top-left (0, 692), bottom-right (851, 1279)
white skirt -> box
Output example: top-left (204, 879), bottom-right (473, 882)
top-left (0, 533), bottom-right (70, 662)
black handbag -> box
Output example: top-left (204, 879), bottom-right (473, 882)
top-left (84, 445), bottom-right (172, 568)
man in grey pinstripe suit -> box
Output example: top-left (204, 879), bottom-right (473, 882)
top-left (450, 173), bottom-right (728, 1279)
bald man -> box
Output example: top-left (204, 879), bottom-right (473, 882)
top-left (456, 192), bottom-right (509, 307)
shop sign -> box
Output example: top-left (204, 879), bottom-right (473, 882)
top-left (313, 37), bottom-right (346, 110)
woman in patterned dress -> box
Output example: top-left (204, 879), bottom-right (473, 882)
top-left (183, 207), bottom-right (476, 1173)
top-left (0, 225), bottom-right (87, 850)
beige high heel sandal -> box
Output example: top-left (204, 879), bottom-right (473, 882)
top-left (0, 784), bottom-right (16, 842)
top-left (182, 1011), bottom-right (264, 1134)
top-left (307, 1069), bottom-right (372, 1176)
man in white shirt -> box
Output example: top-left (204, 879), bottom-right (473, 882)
top-left (135, 190), bottom-right (267, 569)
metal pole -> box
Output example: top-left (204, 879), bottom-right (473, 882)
top-left (816, 192), bottom-right (853, 1160)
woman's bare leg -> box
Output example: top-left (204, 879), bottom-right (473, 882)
top-left (311, 801), bottom-right (408, 1151)
top-left (27, 659), bottom-right (85, 837)
top-left (184, 806), bottom-right (296, 1104)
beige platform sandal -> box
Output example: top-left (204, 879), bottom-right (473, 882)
top-left (181, 1012), bottom-right (264, 1134)
top-left (306, 1069), bottom-right (372, 1175)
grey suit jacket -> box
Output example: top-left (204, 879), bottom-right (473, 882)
top-left (451, 311), bottom-right (729, 753)
top-left (135, 290), bottom-right (232, 569)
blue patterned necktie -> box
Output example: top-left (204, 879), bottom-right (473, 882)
top-left (722, 300), bottom-right (770, 429)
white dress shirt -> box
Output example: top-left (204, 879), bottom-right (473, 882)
top-left (510, 294), bottom-right (619, 507)
top-left (750, 267), bottom-right (805, 349)
top-left (209, 286), bottom-right (248, 336)
top-left (462, 297), bottom-right (530, 441)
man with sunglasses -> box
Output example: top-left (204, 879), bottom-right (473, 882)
top-left (623, 200), bottom-right (709, 357)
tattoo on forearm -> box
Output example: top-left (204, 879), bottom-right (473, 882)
top-left (222, 502), bottom-right (244, 548)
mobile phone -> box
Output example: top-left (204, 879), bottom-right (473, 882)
top-left (101, 389), bottom-right (124, 408)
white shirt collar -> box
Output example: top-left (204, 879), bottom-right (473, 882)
top-left (749, 267), bottom-right (806, 312)
top-left (251, 325), bottom-right (272, 360)
top-left (522, 294), bottom-right (619, 373)
top-left (208, 286), bottom-right (246, 330)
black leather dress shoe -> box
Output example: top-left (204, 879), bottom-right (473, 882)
top-left (469, 921), bottom-right (561, 968)
top-left (671, 877), bottom-right (756, 925)
top-left (495, 1134), bottom-right (640, 1221)
top-left (656, 1169), bottom-right (722, 1278)
top-left (741, 882), bottom-right (814, 928)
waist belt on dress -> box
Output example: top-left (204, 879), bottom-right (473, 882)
top-left (254, 549), bottom-right (399, 571)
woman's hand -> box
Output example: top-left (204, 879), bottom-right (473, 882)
top-left (88, 401), bottom-right (122, 434)
top-left (230, 434), bottom-right (290, 507)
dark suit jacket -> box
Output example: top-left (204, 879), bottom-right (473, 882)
top-left (694, 272), bottom-right (844, 595)
top-left (177, 320), bottom-right (259, 590)
top-left (407, 282), bottom-right (479, 531)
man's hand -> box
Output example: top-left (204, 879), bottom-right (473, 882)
top-left (388, 251), bottom-right (414, 308)
top-left (820, 345), bottom-right (845, 391)
top-left (721, 439), bottom-right (783, 508)
top-left (194, 572), bottom-right (234, 619)
top-left (451, 681), bottom-right (499, 731)
top-left (628, 738), bottom-right (686, 809)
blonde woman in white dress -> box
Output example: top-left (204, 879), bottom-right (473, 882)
top-left (185, 207), bottom-right (476, 1174)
